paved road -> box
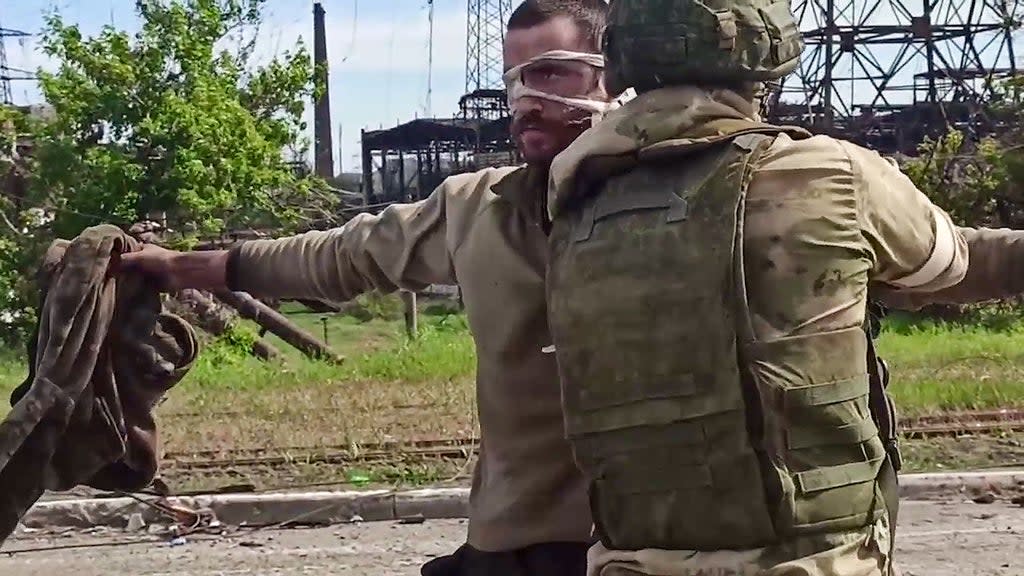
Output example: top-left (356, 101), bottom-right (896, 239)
top-left (2, 500), bottom-right (1023, 575)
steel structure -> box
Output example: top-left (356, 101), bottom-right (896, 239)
top-left (463, 0), bottom-right (512, 120)
top-left (768, 0), bottom-right (1022, 152)
top-left (0, 23), bottom-right (31, 105)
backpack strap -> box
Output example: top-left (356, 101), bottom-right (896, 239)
top-left (864, 298), bottom-right (900, 568)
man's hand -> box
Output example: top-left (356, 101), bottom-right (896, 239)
top-left (120, 244), bottom-right (230, 292)
top-left (120, 244), bottom-right (182, 291)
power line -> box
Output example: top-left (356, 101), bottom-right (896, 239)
top-left (426, 0), bottom-right (434, 118)
top-left (338, 0), bottom-right (359, 65)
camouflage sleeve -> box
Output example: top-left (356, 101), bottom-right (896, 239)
top-left (227, 180), bottom-right (463, 302)
top-left (841, 141), bottom-right (969, 293)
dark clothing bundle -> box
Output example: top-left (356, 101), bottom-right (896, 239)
top-left (0, 225), bottom-right (197, 543)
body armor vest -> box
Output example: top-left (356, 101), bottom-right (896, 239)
top-left (547, 130), bottom-right (900, 553)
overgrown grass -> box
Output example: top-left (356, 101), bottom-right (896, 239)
top-left (4, 301), bottom-right (1024, 489)
top-left (0, 297), bottom-right (478, 459)
top-left (186, 312), bottom-right (474, 392)
top-left (880, 312), bottom-right (1024, 416)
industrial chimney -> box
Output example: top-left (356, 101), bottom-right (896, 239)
top-left (313, 1), bottom-right (334, 179)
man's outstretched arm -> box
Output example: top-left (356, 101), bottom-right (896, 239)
top-left (120, 245), bottom-right (231, 292)
top-left (121, 181), bottom-right (465, 301)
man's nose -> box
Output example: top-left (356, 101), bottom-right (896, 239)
top-left (515, 94), bottom-right (545, 115)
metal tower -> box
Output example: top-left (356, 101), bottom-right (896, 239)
top-left (767, 0), bottom-right (1022, 152)
top-left (1, 22), bottom-right (32, 105)
top-left (462, 0), bottom-right (512, 119)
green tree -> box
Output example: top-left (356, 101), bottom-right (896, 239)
top-left (0, 0), bottom-right (335, 345)
top-left (902, 129), bottom-right (999, 227)
top-left (0, 105), bottom-right (45, 346)
top-left (31, 0), bottom-right (333, 241)
top-left (902, 78), bottom-right (1024, 229)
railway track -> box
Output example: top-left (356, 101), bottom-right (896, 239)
top-left (158, 409), bottom-right (1024, 473)
top-left (162, 438), bottom-right (479, 471)
top-left (900, 408), bottom-right (1024, 438)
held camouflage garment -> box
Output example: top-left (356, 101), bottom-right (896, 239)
top-left (0, 225), bottom-right (197, 542)
top-left (546, 123), bottom-right (900, 556)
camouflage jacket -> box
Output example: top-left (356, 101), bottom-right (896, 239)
top-left (0, 225), bottom-right (197, 543)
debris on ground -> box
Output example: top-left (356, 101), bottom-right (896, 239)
top-left (126, 513), bottom-right (146, 532)
top-left (398, 514), bottom-right (425, 525)
top-left (972, 492), bottom-right (997, 504)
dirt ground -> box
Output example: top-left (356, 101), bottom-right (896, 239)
top-left (2, 499), bottom-right (1023, 575)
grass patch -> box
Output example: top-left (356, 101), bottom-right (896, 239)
top-left (0, 300), bottom-right (478, 456)
top-left (878, 313), bottom-right (1024, 416)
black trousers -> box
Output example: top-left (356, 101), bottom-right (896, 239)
top-left (421, 541), bottom-right (591, 576)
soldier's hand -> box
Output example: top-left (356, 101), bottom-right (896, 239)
top-left (119, 243), bottom-right (184, 292)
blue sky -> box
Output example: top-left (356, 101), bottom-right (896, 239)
top-left (4, 0), bottom-right (471, 173)
top-left (4, 1), bottom-right (1019, 173)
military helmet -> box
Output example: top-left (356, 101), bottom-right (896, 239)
top-left (602, 0), bottom-right (804, 95)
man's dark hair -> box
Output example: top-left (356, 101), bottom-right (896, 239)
top-left (507, 0), bottom-right (609, 50)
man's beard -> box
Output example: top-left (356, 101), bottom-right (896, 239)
top-left (511, 108), bottom-right (592, 165)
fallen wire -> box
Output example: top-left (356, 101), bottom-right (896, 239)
top-left (114, 491), bottom-right (204, 535)
top-left (2, 537), bottom-right (163, 555)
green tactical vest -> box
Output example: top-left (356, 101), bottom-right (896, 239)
top-left (547, 129), bottom-right (900, 553)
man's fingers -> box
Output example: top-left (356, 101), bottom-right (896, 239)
top-left (117, 251), bottom-right (146, 274)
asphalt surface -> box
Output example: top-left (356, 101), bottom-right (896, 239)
top-left (2, 500), bottom-right (1023, 575)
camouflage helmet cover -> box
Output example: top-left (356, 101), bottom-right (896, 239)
top-left (603, 0), bottom-right (804, 94)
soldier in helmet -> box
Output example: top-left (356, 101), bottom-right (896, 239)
top-left (543, 0), bottom-right (1024, 575)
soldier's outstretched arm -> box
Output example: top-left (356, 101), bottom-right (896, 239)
top-left (877, 226), bottom-right (1024, 310)
top-left (843, 141), bottom-right (966, 300)
top-left (847, 142), bottom-right (1024, 310)
top-left (831, 141), bottom-right (971, 309)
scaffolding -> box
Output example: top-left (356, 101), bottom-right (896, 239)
top-left (359, 117), bottom-right (513, 206)
top-left (768, 0), bottom-right (1022, 152)
top-left (463, 0), bottom-right (512, 120)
